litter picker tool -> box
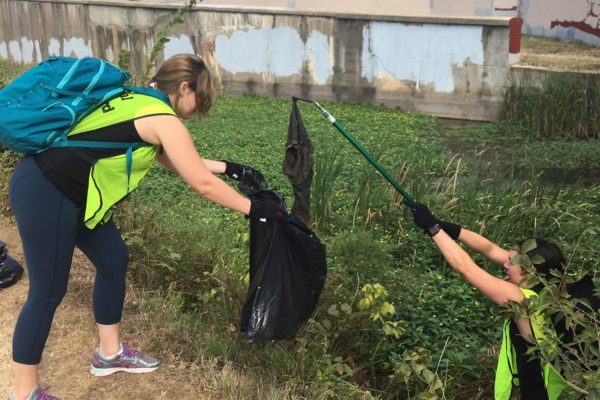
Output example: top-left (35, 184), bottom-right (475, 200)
top-left (293, 97), bottom-right (416, 208)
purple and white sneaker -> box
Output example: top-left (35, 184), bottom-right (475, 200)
top-left (7, 386), bottom-right (60, 400)
top-left (90, 341), bottom-right (160, 376)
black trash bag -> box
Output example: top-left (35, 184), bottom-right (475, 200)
top-left (238, 166), bottom-right (269, 195)
top-left (0, 240), bottom-right (24, 289)
top-left (238, 170), bottom-right (327, 343)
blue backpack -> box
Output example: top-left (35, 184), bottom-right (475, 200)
top-left (0, 56), bottom-right (170, 153)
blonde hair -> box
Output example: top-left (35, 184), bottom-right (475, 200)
top-left (150, 54), bottom-right (215, 117)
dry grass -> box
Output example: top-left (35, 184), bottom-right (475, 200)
top-left (0, 216), bottom-right (294, 400)
top-left (520, 35), bottom-right (600, 72)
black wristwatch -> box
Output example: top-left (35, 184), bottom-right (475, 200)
top-left (427, 223), bottom-right (442, 237)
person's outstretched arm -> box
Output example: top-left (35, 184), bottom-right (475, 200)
top-left (433, 229), bottom-right (535, 341)
top-left (135, 115), bottom-right (283, 219)
top-left (411, 203), bottom-right (536, 341)
top-left (157, 147), bottom-right (261, 185)
top-left (456, 229), bottom-right (511, 267)
top-left (156, 151), bottom-right (220, 171)
top-left (437, 218), bottom-right (511, 266)
top-left (412, 203), bottom-right (523, 305)
top-left (432, 230), bottom-right (523, 305)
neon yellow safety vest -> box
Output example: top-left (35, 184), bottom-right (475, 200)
top-left (494, 288), bottom-right (568, 400)
top-left (68, 92), bottom-right (175, 228)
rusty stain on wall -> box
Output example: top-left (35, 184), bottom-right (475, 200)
top-left (520, 0), bottom-right (600, 45)
top-left (550, 0), bottom-right (600, 39)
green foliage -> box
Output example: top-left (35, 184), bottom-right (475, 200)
top-left (390, 347), bottom-right (446, 399)
top-left (0, 58), bottom-right (29, 89)
top-left (141, 0), bottom-right (198, 82)
top-left (438, 119), bottom-right (600, 188)
top-left (350, 151), bottom-right (391, 231)
top-left (505, 236), bottom-right (600, 398)
top-left (312, 146), bottom-right (343, 232)
top-left (115, 0), bottom-right (196, 82)
top-left (329, 230), bottom-right (395, 281)
top-left (1, 50), bottom-right (599, 396)
top-left (117, 48), bottom-right (132, 72)
top-left (503, 72), bottom-right (600, 139)
top-left (114, 93), bottom-right (599, 399)
top-left (0, 149), bottom-right (20, 214)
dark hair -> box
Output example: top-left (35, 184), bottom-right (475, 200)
top-left (518, 238), bottom-right (565, 291)
top-left (149, 54), bottom-right (215, 117)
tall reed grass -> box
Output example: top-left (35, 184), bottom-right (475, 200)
top-left (503, 72), bottom-right (600, 139)
top-left (311, 147), bottom-right (343, 232)
top-left (0, 59), bottom-right (29, 90)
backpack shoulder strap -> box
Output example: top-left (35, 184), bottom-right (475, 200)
top-left (67, 89), bottom-right (173, 137)
top-left (48, 90), bottom-right (174, 151)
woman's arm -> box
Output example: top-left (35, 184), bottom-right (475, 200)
top-left (457, 228), bottom-right (511, 266)
top-left (438, 230), bottom-right (535, 342)
top-left (433, 231), bottom-right (525, 305)
top-left (135, 115), bottom-right (251, 215)
top-left (413, 204), bottom-right (534, 341)
top-left (156, 150), bottom-right (226, 174)
top-left (202, 159), bottom-right (227, 174)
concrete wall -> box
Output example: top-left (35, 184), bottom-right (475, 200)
top-left (520, 0), bottom-right (600, 46)
top-left (197, 0), bottom-right (600, 46)
top-left (108, 0), bottom-right (600, 46)
top-left (156, 0), bottom-right (519, 17)
top-left (0, 0), bottom-right (514, 121)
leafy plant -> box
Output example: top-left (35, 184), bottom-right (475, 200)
top-left (508, 238), bottom-right (600, 398)
top-left (142, 0), bottom-right (198, 83)
top-left (2, 53), bottom-right (599, 397)
top-left (117, 48), bottom-right (132, 72)
top-left (357, 283), bottom-right (403, 339)
top-left (389, 347), bottom-right (447, 400)
top-left (115, 0), bottom-right (197, 82)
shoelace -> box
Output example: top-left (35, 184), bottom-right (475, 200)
top-left (120, 342), bottom-right (144, 359)
top-left (37, 386), bottom-right (59, 400)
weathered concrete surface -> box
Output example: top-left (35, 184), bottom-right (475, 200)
top-left (520, 0), bottom-right (600, 46)
top-left (115, 0), bottom-right (598, 47)
top-left (95, 0), bottom-right (518, 18)
top-left (0, 0), bottom-right (513, 121)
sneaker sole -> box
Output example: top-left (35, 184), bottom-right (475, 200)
top-left (90, 365), bottom-right (159, 376)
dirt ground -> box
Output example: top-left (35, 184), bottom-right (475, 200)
top-left (0, 216), bottom-right (211, 400)
top-left (520, 35), bottom-right (600, 72)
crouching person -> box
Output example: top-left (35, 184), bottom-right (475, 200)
top-left (409, 203), bottom-right (568, 400)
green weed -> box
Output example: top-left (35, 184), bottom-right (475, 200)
top-left (1, 55), bottom-right (599, 397)
top-left (503, 72), bottom-right (600, 139)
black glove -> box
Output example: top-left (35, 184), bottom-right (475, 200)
top-left (439, 220), bottom-right (461, 240)
top-left (223, 161), bottom-right (244, 180)
top-left (249, 196), bottom-right (286, 221)
top-left (411, 203), bottom-right (441, 237)
top-left (224, 161), bottom-right (260, 181)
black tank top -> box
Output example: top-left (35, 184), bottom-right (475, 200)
top-left (34, 120), bottom-right (142, 205)
top-left (509, 319), bottom-right (549, 400)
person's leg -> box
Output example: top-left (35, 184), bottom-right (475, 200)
top-left (75, 219), bottom-right (128, 356)
top-left (96, 323), bottom-right (121, 358)
top-left (76, 219), bottom-right (159, 376)
top-left (9, 157), bottom-right (79, 399)
top-left (12, 364), bottom-right (37, 400)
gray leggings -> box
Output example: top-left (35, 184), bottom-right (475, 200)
top-left (9, 157), bottom-right (129, 364)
